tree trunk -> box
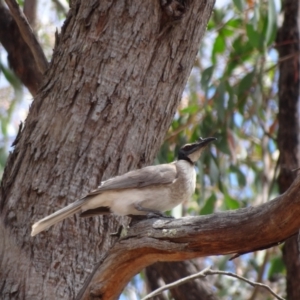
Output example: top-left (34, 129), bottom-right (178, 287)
top-left (0, 0), bottom-right (215, 299)
top-left (276, 0), bottom-right (300, 299)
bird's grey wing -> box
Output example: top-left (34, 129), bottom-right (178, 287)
top-left (80, 207), bottom-right (111, 217)
top-left (86, 164), bottom-right (177, 196)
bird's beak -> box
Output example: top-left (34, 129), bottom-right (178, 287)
top-left (194, 137), bottom-right (217, 149)
top-left (183, 137), bottom-right (216, 163)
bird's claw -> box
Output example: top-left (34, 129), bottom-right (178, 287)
top-left (146, 212), bottom-right (174, 219)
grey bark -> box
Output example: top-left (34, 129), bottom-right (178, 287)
top-left (0, 0), bottom-right (215, 299)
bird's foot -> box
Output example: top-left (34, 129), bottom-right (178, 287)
top-left (146, 212), bottom-right (174, 219)
top-left (110, 218), bottom-right (130, 237)
top-left (132, 203), bottom-right (174, 219)
top-left (110, 225), bottom-right (123, 237)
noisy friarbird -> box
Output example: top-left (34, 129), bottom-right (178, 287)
top-left (31, 137), bottom-right (216, 236)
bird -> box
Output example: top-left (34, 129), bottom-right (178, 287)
top-left (31, 137), bottom-right (216, 236)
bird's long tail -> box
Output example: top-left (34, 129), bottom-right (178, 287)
top-left (31, 199), bottom-right (85, 236)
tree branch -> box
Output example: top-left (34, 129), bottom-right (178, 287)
top-left (5, 0), bottom-right (48, 74)
top-left (146, 260), bottom-right (219, 300)
top-left (142, 267), bottom-right (285, 300)
top-left (79, 175), bottom-right (300, 299)
top-left (0, 2), bottom-right (42, 95)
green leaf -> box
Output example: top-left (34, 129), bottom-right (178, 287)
top-left (16, 0), bottom-right (24, 6)
top-left (225, 82), bottom-right (235, 111)
top-left (201, 66), bottom-right (214, 91)
top-left (1, 119), bottom-right (8, 136)
top-left (230, 164), bottom-right (246, 187)
top-left (200, 193), bottom-right (217, 215)
top-left (226, 18), bottom-right (242, 29)
top-left (226, 37), bottom-right (254, 76)
top-left (238, 71), bottom-right (255, 95)
top-left (246, 23), bottom-right (263, 50)
top-left (212, 9), bottom-right (225, 26)
top-left (215, 81), bottom-right (226, 122)
top-left (201, 113), bottom-right (214, 134)
top-left (180, 105), bottom-right (199, 114)
top-left (268, 256), bottom-right (285, 280)
top-left (209, 154), bottom-right (219, 184)
top-left (266, 0), bottom-right (277, 45)
top-left (224, 193), bottom-right (240, 210)
top-left (252, 2), bottom-right (260, 30)
top-left (214, 35), bottom-right (226, 54)
top-left (237, 70), bottom-right (256, 113)
top-left (0, 62), bottom-right (22, 90)
top-left (212, 35), bottom-right (226, 63)
top-left (215, 131), bottom-right (231, 155)
top-left (233, 0), bottom-right (245, 12)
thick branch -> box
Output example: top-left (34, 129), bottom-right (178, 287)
top-left (80, 176), bottom-right (300, 299)
top-left (0, 2), bottom-right (42, 95)
top-left (5, 0), bottom-right (48, 74)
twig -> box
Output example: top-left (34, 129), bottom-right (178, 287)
top-left (141, 267), bottom-right (285, 300)
top-left (249, 249), bottom-right (271, 300)
top-left (5, 0), bottom-right (48, 73)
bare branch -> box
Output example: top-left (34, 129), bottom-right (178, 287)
top-left (142, 267), bottom-right (285, 300)
top-left (5, 0), bottom-right (48, 74)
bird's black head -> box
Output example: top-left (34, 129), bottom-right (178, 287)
top-left (178, 137), bottom-right (216, 164)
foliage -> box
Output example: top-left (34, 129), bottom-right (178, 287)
top-left (156, 0), bottom-right (285, 299)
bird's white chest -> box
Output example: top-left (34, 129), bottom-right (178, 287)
top-left (171, 160), bottom-right (196, 204)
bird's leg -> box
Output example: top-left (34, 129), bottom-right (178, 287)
top-left (110, 226), bottom-right (123, 237)
top-left (110, 217), bottom-right (130, 237)
top-left (128, 215), bottom-right (148, 226)
top-left (133, 203), bottom-right (174, 219)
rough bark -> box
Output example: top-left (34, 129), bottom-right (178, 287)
top-left (79, 176), bottom-right (300, 299)
top-left (0, 0), bottom-right (215, 299)
top-left (276, 0), bottom-right (300, 299)
top-left (0, 1), bottom-right (42, 95)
